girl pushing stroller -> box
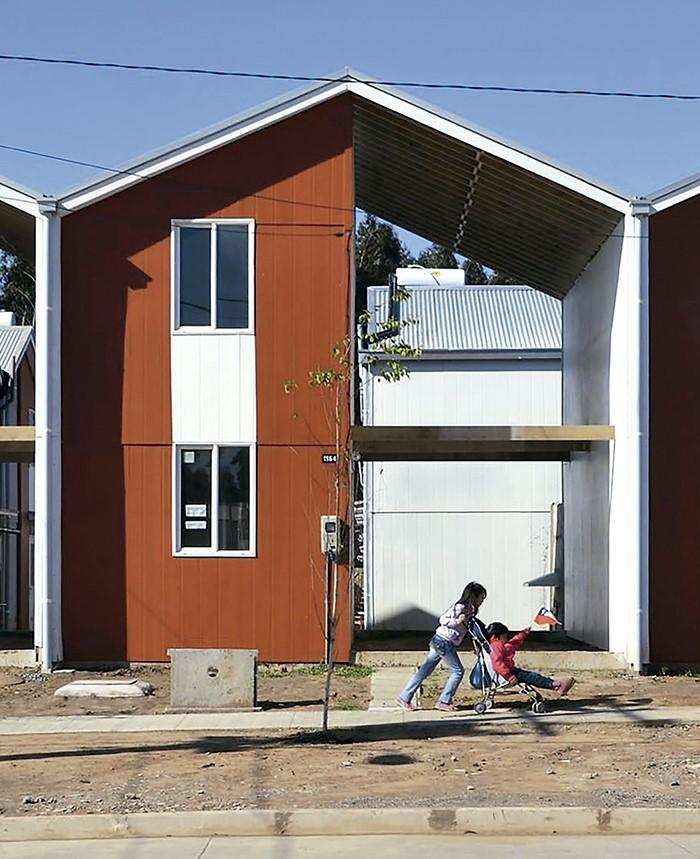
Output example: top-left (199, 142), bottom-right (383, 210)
top-left (397, 582), bottom-right (487, 712)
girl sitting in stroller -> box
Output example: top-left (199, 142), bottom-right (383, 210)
top-left (489, 621), bottom-right (574, 695)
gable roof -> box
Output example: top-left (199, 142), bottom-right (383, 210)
top-left (53, 72), bottom-right (629, 297)
top-left (0, 70), bottom-right (636, 296)
top-left (365, 284), bottom-right (561, 353)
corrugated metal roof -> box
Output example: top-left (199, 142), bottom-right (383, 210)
top-left (0, 327), bottom-right (33, 376)
top-left (366, 285), bottom-right (561, 352)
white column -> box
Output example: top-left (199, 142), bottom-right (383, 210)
top-left (628, 200), bottom-right (650, 669)
top-left (34, 201), bottom-right (62, 670)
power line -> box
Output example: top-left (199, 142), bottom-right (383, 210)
top-left (1, 53), bottom-right (700, 101)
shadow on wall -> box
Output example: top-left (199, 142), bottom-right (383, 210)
top-left (61, 251), bottom-right (152, 663)
top-left (366, 606), bottom-right (440, 634)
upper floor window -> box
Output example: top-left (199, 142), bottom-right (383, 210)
top-left (172, 219), bottom-right (255, 332)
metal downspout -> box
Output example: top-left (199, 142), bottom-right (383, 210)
top-left (35, 200), bottom-right (62, 671)
top-left (629, 199), bottom-right (650, 671)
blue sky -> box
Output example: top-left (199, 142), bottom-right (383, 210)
top-left (2, 1), bottom-right (700, 209)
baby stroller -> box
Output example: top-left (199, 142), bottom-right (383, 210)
top-left (467, 621), bottom-right (546, 715)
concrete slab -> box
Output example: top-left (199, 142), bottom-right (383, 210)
top-left (0, 650), bottom-right (38, 668)
top-left (0, 837), bottom-right (211, 859)
top-left (357, 649), bottom-right (628, 670)
top-left (169, 648), bottom-right (257, 710)
top-left (54, 680), bottom-right (153, 699)
top-left (2, 835), bottom-right (700, 859)
top-left (369, 667), bottom-right (418, 709)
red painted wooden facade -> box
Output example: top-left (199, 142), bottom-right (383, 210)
top-left (649, 197), bottom-right (700, 664)
top-left (61, 96), bottom-right (354, 662)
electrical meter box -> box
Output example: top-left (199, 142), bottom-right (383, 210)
top-left (321, 515), bottom-right (343, 554)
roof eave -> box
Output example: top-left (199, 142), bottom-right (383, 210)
top-left (345, 74), bottom-right (630, 213)
top-left (647, 170), bottom-right (700, 212)
top-left (0, 176), bottom-right (42, 216)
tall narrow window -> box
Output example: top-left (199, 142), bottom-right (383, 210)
top-left (179, 448), bottom-right (212, 548)
top-left (217, 224), bottom-right (249, 329)
top-left (175, 444), bottom-right (255, 555)
top-left (179, 227), bottom-right (211, 327)
top-left (174, 220), bottom-right (254, 331)
top-left (218, 446), bottom-right (250, 550)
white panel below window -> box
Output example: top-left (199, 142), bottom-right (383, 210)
top-left (171, 333), bottom-right (256, 443)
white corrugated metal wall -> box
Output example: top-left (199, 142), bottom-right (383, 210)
top-left (361, 289), bottom-right (563, 631)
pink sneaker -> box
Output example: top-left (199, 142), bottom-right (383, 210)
top-left (554, 677), bottom-right (576, 697)
top-left (435, 701), bottom-right (458, 712)
top-left (396, 697), bottom-right (417, 711)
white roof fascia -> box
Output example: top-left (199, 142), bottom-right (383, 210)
top-left (58, 77), bottom-right (351, 212)
top-left (347, 77), bottom-right (630, 214)
top-left (0, 176), bottom-right (42, 217)
top-left (647, 171), bottom-right (700, 213)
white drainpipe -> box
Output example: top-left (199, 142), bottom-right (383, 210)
top-left (34, 200), bottom-right (62, 671)
top-left (628, 199), bottom-right (650, 671)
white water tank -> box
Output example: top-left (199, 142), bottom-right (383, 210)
top-left (396, 266), bottom-right (465, 287)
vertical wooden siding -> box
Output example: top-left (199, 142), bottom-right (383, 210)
top-left (61, 96), bottom-right (354, 662)
top-left (649, 198), bottom-right (700, 663)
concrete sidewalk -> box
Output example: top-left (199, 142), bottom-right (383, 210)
top-left (4, 834), bottom-right (700, 858)
top-left (0, 703), bottom-right (699, 735)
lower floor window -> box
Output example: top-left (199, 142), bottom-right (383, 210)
top-left (176, 444), bottom-right (254, 554)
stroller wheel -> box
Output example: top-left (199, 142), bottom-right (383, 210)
top-left (474, 701), bottom-right (487, 715)
top-left (532, 700), bottom-right (546, 715)
top-left (485, 698), bottom-right (494, 710)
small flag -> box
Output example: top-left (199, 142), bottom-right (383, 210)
top-left (534, 606), bottom-right (560, 626)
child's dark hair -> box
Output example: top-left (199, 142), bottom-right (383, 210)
top-left (458, 581), bottom-right (487, 605)
top-left (486, 621), bottom-right (509, 639)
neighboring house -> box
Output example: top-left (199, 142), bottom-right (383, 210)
top-left (3, 71), bottom-right (700, 669)
top-left (0, 316), bottom-right (34, 634)
top-left (360, 283), bottom-right (562, 632)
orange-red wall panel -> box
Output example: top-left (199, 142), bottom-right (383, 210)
top-left (61, 96), bottom-right (354, 662)
top-left (649, 197), bottom-right (700, 663)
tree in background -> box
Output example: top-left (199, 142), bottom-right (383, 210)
top-left (0, 251), bottom-right (35, 324)
top-left (462, 258), bottom-right (489, 285)
top-left (487, 269), bottom-right (522, 285)
top-left (416, 243), bottom-right (457, 269)
top-left (355, 214), bottom-right (414, 310)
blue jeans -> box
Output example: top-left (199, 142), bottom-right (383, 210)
top-left (399, 635), bottom-right (465, 705)
top-left (513, 668), bottom-right (554, 690)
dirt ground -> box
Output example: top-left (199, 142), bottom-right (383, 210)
top-left (0, 664), bottom-right (699, 716)
top-left (0, 664), bottom-right (372, 717)
top-left (1, 720), bottom-right (700, 816)
top-left (1, 668), bottom-right (699, 815)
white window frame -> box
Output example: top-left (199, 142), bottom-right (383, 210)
top-left (171, 218), bottom-right (255, 334)
top-left (173, 442), bottom-right (257, 558)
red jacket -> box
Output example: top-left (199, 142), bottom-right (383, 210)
top-left (489, 630), bottom-right (529, 682)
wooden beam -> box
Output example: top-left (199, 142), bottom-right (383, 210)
top-left (0, 426), bottom-right (35, 462)
top-left (352, 425), bottom-right (614, 443)
top-left (351, 425), bottom-right (613, 463)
